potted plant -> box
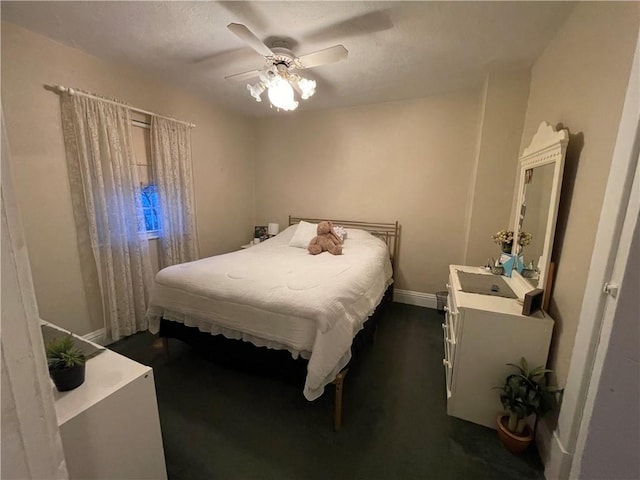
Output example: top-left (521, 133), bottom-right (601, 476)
top-left (46, 335), bottom-right (86, 392)
top-left (496, 357), bottom-right (561, 454)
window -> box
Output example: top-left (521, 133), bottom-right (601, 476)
top-left (141, 183), bottom-right (160, 232)
top-left (132, 118), bottom-right (159, 237)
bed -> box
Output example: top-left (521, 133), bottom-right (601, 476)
top-left (146, 216), bottom-right (399, 427)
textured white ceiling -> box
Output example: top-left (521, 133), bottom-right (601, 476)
top-left (1, 1), bottom-right (575, 117)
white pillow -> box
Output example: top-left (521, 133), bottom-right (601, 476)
top-left (288, 221), bottom-right (317, 248)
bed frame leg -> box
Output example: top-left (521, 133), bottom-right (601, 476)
top-left (333, 368), bottom-right (349, 431)
top-left (153, 337), bottom-right (169, 358)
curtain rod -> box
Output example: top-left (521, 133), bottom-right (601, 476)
top-left (51, 85), bottom-right (196, 128)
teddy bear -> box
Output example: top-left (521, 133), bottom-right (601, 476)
top-left (308, 221), bottom-right (343, 255)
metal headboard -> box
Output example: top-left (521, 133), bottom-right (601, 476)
top-left (288, 216), bottom-right (400, 277)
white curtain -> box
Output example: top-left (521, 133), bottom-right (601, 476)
top-left (150, 117), bottom-right (197, 267)
top-left (60, 93), bottom-right (153, 341)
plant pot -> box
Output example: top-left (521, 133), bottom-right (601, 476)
top-left (496, 414), bottom-right (533, 454)
top-left (49, 363), bottom-right (85, 392)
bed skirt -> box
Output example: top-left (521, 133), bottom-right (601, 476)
top-left (157, 285), bottom-right (392, 392)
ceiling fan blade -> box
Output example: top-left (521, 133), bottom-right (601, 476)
top-left (296, 45), bottom-right (348, 69)
top-left (227, 23), bottom-right (273, 57)
top-left (219, 2), bottom-right (269, 32)
top-left (224, 69), bottom-right (261, 82)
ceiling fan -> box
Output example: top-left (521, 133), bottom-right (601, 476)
top-left (224, 23), bottom-right (348, 111)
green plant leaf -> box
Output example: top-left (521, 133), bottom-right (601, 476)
top-left (499, 357), bottom-right (560, 419)
top-left (46, 335), bottom-right (86, 368)
top-left (530, 366), bottom-right (553, 377)
top-left (506, 362), bottom-right (525, 374)
top-left (520, 357), bottom-right (529, 374)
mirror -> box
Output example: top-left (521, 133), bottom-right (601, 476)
top-left (519, 162), bottom-right (555, 281)
top-left (512, 122), bottom-right (568, 298)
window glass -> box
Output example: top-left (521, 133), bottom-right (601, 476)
top-left (141, 184), bottom-right (160, 232)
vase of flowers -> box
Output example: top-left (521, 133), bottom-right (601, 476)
top-left (518, 231), bottom-right (533, 249)
top-left (492, 230), bottom-right (533, 254)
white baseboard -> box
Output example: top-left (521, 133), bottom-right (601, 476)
top-left (83, 328), bottom-right (107, 346)
top-left (393, 289), bottom-right (438, 309)
top-left (537, 417), bottom-right (573, 480)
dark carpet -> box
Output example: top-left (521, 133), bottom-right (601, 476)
top-left (110, 303), bottom-right (545, 480)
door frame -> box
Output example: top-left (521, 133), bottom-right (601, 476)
top-left (1, 110), bottom-right (68, 478)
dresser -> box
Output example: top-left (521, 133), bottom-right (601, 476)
top-left (443, 265), bottom-right (554, 429)
top-left (50, 327), bottom-right (167, 479)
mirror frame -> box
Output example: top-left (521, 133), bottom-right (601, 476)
top-left (512, 121), bottom-right (568, 300)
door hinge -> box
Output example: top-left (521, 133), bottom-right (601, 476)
top-left (603, 282), bottom-right (620, 298)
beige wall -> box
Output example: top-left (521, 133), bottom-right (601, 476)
top-left (519, 2), bottom-right (639, 384)
top-left (1, 23), bottom-right (255, 335)
top-left (254, 91), bottom-right (482, 294)
top-left (464, 68), bottom-right (531, 267)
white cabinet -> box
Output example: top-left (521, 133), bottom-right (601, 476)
top-left (52, 335), bottom-right (167, 479)
top-left (444, 265), bottom-right (554, 429)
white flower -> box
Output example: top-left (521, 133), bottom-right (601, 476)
top-left (491, 229), bottom-right (532, 247)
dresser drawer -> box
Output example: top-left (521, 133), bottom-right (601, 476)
top-left (445, 310), bottom-right (457, 343)
top-left (443, 358), bottom-right (453, 399)
top-left (446, 278), bottom-right (458, 314)
top-left (442, 318), bottom-right (457, 360)
top-left (446, 280), bottom-right (460, 338)
top-left (446, 307), bottom-right (461, 346)
top-left (442, 323), bottom-right (455, 397)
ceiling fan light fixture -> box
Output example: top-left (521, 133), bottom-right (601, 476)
top-left (259, 65), bottom-right (280, 85)
top-left (247, 82), bottom-right (265, 102)
top-left (267, 77), bottom-right (298, 111)
top-left (246, 65), bottom-right (312, 111)
top-left (226, 23), bottom-right (348, 113)
top-left (298, 78), bottom-right (316, 100)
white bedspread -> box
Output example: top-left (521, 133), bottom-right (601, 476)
top-left (146, 225), bottom-right (393, 400)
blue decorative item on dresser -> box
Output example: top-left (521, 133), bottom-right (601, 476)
top-left (499, 253), bottom-right (524, 277)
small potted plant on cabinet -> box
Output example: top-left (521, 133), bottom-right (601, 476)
top-left (496, 357), bottom-right (561, 454)
top-left (46, 335), bottom-right (86, 392)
